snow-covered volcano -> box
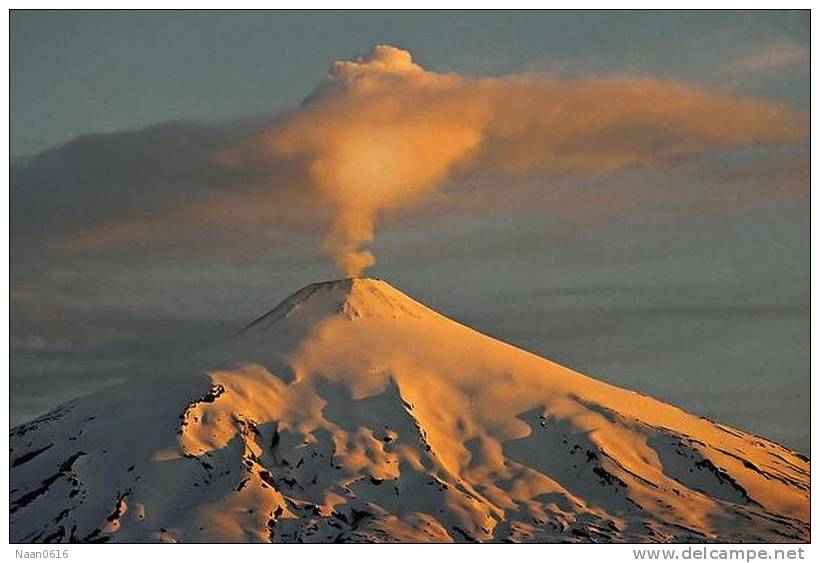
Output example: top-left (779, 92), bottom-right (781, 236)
top-left (10, 278), bottom-right (810, 543)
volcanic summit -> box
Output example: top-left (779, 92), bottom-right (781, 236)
top-left (10, 278), bottom-right (810, 543)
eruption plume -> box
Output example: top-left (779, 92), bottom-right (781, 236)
top-left (226, 45), bottom-right (805, 276)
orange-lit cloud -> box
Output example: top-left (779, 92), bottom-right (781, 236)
top-left (221, 45), bottom-right (806, 276)
top-left (29, 45), bottom-right (806, 272)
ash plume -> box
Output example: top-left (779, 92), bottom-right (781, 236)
top-left (223, 45), bottom-right (805, 276)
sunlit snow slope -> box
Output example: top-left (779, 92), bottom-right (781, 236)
top-left (10, 278), bottom-right (809, 543)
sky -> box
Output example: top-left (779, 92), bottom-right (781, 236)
top-left (9, 10), bottom-right (810, 451)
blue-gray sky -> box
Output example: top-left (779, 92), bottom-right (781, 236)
top-left (10, 10), bottom-right (810, 451)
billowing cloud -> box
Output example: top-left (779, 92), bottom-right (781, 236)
top-left (223, 45), bottom-right (806, 276)
top-left (12, 45), bottom-right (807, 276)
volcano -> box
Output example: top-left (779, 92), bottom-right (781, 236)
top-left (10, 278), bottom-right (810, 543)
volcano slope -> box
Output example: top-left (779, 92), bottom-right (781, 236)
top-left (10, 278), bottom-right (810, 543)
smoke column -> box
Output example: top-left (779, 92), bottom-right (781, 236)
top-left (228, 45), bottom-right (805, 277)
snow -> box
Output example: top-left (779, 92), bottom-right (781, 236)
top-left (10, 278), bottom-right (810, 543)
